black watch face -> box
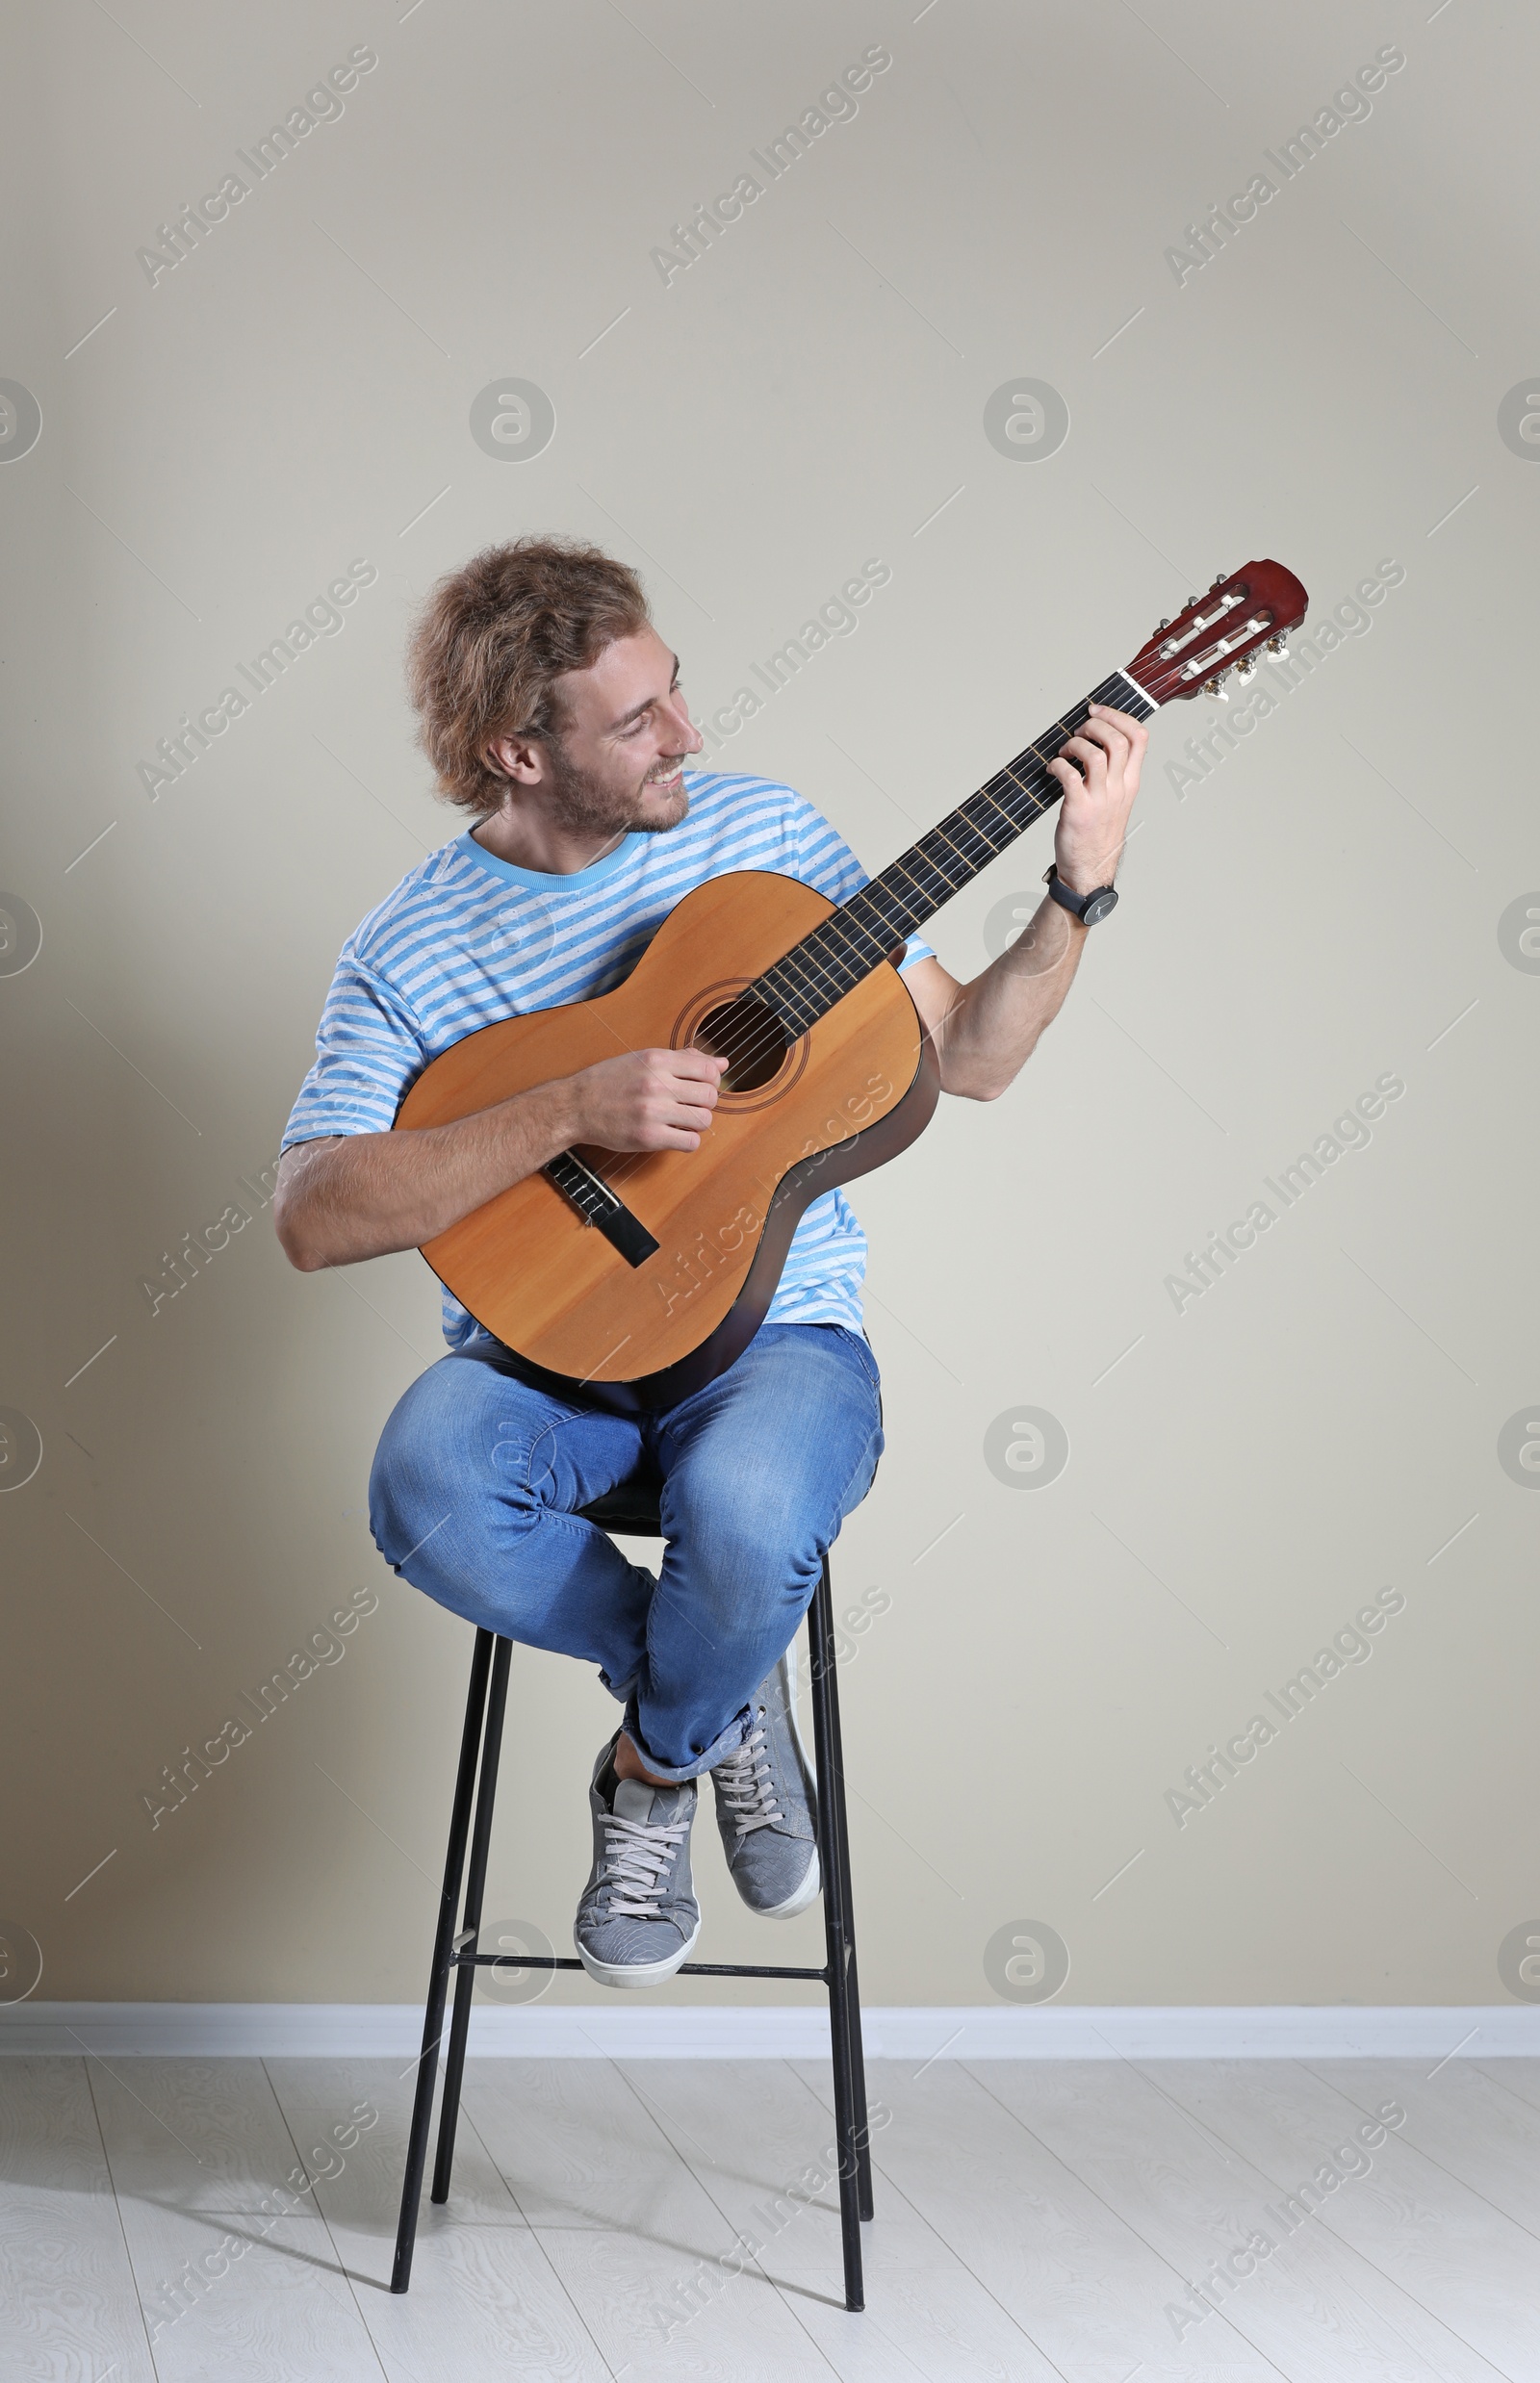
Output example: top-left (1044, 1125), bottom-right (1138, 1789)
top-left (1082, 887), bottom-right (1118, 926)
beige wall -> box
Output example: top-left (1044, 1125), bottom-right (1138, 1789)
top-left (3, 0), bottom-right (1534, 2012)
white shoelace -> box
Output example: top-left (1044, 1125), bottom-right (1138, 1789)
top-left (601, 1811), bottom-right (690, 1918)
top-left (714, 1723), bottom-right (784, 1839)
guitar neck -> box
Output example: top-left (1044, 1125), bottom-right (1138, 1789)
top-left (752, 666), bottom-right (1157, 1034)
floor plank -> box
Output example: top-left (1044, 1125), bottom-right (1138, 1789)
top-left (0, 2057), bottom-right (157, 2383)
top-left (1338, 2054), bottom-right (1540, 2231)
top-left (84, 2050), bottom-right (386, 2381)
top-left (265, 2054), bottom-right (449, 2133)
top-left (972, 2056), bottom-right (1491, 2383)
top-left (615, 2054), bottom-right (977, 2280)
top-left (264, 2068), bottom-right (608, 2383)
top-left (1474, 2054), bottom-right (1540, 2119)
top-left (463, 2057), bottom-right (838, 2380)
top-left (80, 2055), bottom-right (321, 2216)
top-left (112, 2197), bottom-right (385, 2383)
top-left (619, 2059), bottom-right (1063, 2382)
top-left (795, 2057), bottom-right (1279, 2380)
top-left (1153, 2058), bottom-right (1540, 2378)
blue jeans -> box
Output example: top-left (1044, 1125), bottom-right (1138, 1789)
top-left (368, 1321), bottom-right (884, 1781)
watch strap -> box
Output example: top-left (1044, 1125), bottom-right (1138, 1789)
top-left (1043, 864), bottom-right (1118, 925)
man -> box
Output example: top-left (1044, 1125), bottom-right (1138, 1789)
top-left (274, 536), bottom-right (1144, 1988)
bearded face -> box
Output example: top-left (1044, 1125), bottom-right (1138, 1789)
top-left (541, 728), bottom-right (693, 839)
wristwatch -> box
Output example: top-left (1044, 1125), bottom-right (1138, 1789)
top-left (1043, 864), bottom-right (1118, 926)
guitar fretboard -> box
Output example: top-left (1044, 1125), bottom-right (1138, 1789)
top-left (752, 669), bottom-right (1155, 1033)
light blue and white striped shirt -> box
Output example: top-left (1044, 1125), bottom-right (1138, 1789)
top-left (283, 768), bottom-right (935, 1347)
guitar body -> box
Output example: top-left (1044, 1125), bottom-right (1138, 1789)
top-left (396, 871), bottom-right (940, 1412)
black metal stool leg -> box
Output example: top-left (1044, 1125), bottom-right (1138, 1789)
top-left (808, 1560), bottom-right (863, 2313)
top-left (395, 1512), bottom-right (877, 2308)
top-left (821, 1608), bottom-right (874, 2223)
top-left (432, 1633), bottom-right (512, 2204)
top-left (391, 1628), bottom-right (494, 2293)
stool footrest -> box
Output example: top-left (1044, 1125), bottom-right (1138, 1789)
top-left (451, 1950), bottom-right (828, 1982)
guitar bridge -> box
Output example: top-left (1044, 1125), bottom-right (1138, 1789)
top-left (543, 1151), bottom-right (660, 1268)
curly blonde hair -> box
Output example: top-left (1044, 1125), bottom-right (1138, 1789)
top-left (405, 535), bottom-right (652, 816)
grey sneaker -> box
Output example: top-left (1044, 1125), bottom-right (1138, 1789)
top-left (575, 1734), bottom-right (702, 1989)
top-left (711, 1654), bottom-right (821, 1918)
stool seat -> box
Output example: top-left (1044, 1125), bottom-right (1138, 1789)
top-left (391, 1473), bottom-right (873, 2311)
top-left (574, 1471), bottom-right (665, 1538)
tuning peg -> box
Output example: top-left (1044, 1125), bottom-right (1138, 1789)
top-left (1202, 673), bottom-right (1231, 702)
top-left (1209, 573), bottom-right (1227, 589)
top-left (1187, 595), bottom-right (1202, 608)
top-left (1265, 632), bottom-right (1288, 657)
top-left (1155, 617), bottom-right (1171, 632)
top-left (1234, 654), bottom-right (1257, 681)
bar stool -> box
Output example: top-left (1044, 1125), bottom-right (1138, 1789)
top-left (391, 1466), bottom-right (876, 2311)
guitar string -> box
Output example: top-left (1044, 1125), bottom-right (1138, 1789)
top-left (706, 723), bottom-right (1074, 1060)
top-left (582, 679), bottom-right (1134, 1197)
top-left (581, 759), bottom-right (1049, 1199)
top-left (578, 673), bottom-right (1151, 1199)
top-left (586, 756), bottom-right (1061, 1198)
top-left (697, 686), bottom-right (1117, 1070)
top-left (744, 672), bottom-right (1142, 1040)
top-left (585, 678), bottom-right (1142, 1196)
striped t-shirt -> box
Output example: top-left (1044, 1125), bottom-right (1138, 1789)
top-left (283, 768), bottom-right (936, 1348)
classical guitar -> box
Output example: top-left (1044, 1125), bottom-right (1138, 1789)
top-left (397, 560), bottom-right (1308, 1411)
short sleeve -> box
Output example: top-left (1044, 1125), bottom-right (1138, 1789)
top-left (282, 955), bottom-right (430, 1147)
top-left (780, 789), bottom-right (937, 976)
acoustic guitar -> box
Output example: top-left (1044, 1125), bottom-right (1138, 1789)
top-left (397, 559), bottom-right (1308, 1411)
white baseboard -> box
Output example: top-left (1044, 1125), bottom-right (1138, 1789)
top-left (2, 2002), bottom-right (1536, 2059)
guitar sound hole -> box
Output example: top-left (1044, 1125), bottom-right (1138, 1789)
top-left (695, 994), bottom-right (788, 1093)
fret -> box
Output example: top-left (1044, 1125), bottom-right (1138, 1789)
top-left (772, 940), bottom-right (834, 999)
top-left (912, 838), bottom-right (972, 898)
top-left (996, 755), bottom-right (1050, 803)
top-left (744, 669), bottom-right (1157, 1036)
top-left (880, 852), bottom-right (948, 913)
top-left (968, 785), bottom-right (1032, 840)
top-left (924, 814), bottom-right (992, 874)
top-left (849, 879), bottom-right (921, 942)
top-left (994, 760), bottom-right (1046, 812)
top-left (798, 918), bottom-right (871, 981)
top-left (946, 807), bottom-right (1009, 866)
top-left (895, 842), bottom-right (958, 903)
top-left (932, 813), bottom-right (1001, 872)
top-left (794, 916), bottom-right (857, 974)
top-left (964, 800), bottom-right (1015, 848)
top-left (760, 966), bottom-right (823, 1032)
top-left (760, 929), bottom-right (855, 1027)
top-left (763, 987), bottom-right (815, 1035)
top-left (830, 909), bottom-right (902, 966)
top-left (810, 905), bottom-right (882, 972)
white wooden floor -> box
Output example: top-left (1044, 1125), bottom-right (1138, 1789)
top-left (4, 2050), bottom-right (1539, 2381)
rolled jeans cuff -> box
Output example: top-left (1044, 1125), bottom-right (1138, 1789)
top-left (619, 1690), bottom-right (753, 1783)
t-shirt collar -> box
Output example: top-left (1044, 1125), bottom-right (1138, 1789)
top-left (456, 824), bottom-right (645, 893)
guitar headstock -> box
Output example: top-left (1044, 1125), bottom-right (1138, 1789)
top-left (1124, 559), bottom-right (1309, 705)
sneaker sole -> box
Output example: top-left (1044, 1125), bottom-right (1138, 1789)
top-left (573, 1910), bottom-right (703, 1990)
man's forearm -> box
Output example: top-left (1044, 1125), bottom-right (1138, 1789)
top-left (935, 895), bottom-right (1090, 1100)
top-left (274, 1077), bottom-right (579, 1270)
